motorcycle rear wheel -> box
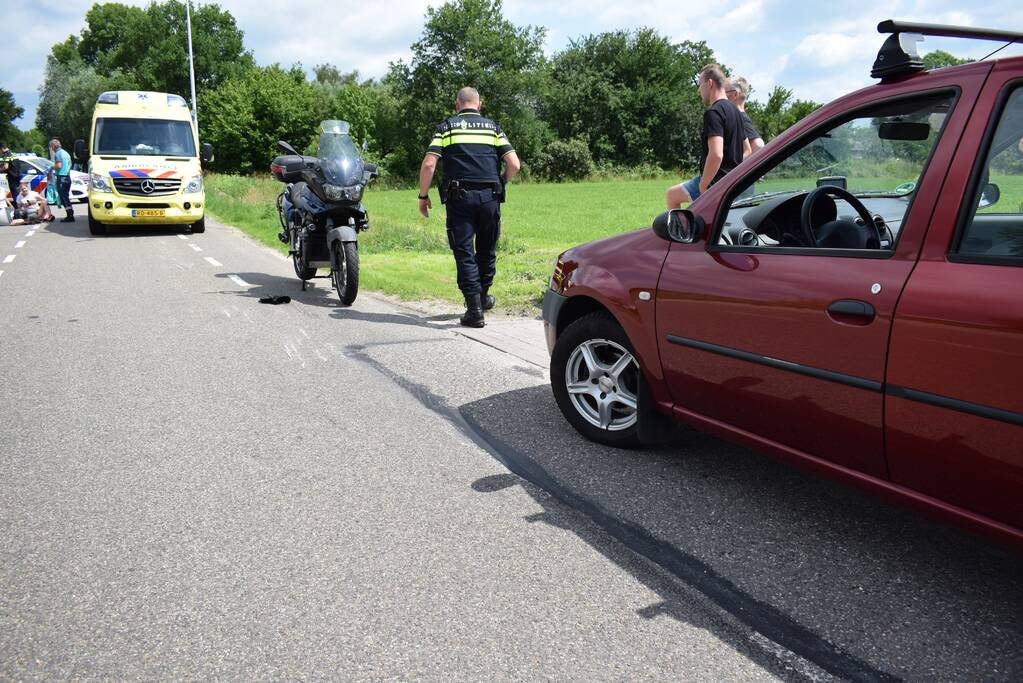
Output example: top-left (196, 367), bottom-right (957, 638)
top-left (292, 236), bottom-right (316, 280)
top-left (332, 241), bottom-right (359, 305)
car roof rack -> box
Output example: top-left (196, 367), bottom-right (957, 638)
top-left (872, 19), bottom-right (1023, 81)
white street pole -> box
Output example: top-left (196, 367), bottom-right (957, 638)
top-left (185, 0), bottom-right (198, 124)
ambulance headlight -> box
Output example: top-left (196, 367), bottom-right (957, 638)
top-left (184, 175), bottom-right (203, 193)
top-left (90, 173), bottom-right (112, 193)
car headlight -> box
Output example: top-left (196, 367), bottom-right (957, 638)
top-left (90, 173), bottom-right (112, 193)
top-left (323, 183), bottom-right (363, 202)
top-left (184, 175), bottom-right (203, 194)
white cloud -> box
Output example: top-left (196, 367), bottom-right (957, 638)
top-left (721, 0), bottom-right (764, 31)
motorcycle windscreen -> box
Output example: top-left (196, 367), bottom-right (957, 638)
top-left (317, 120), bottom-right (364, 187)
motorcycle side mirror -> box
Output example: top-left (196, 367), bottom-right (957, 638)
top-left (277, 140), bottom-right (299, 155)
top-left (652, 209), bottom-right (705, 243)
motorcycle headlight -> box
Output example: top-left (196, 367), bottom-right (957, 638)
top-left (90, 173), bottom-right (112, 193)
top-left (323, 183), bottom-right (363, 202)
top-left (184, 175), bottom-right (203, 194)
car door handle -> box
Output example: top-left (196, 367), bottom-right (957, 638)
top-left (827, 299), bottom-right (876, 322)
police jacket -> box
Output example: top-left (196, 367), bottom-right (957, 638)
top-left (426, 109), bottom-right (514, 184)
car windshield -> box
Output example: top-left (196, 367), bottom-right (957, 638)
top-left (94, 118), bottom-right (197, 156)
top-left (731, 94), bottom-right (953, 208)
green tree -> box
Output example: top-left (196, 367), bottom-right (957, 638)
top-left (74, 1), bottom-right (253, 105)
top-left (0, 88), bottom-right (25, 147)
top-left (383, 0), bottom-right (549, 179)
top-left (36, 50), bottom-right (137, 147)
top-left (543, 29), bottom-right (715, 170)
top-left (202, 65), bottom-right (320, 174)
top-left (745, 86), bottom-right (821, 142)
top-left (922, 50), bottom-right (973, 70)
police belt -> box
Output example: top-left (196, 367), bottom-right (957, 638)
top-left (440, 179), bottom-right (503, 203)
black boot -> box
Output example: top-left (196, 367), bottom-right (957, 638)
top-left (61, 208), bottom-right (74, 223)
top-left (459, 293), bottom-right (485, 328)
top-left (481, 287), bottom-right (495, 311)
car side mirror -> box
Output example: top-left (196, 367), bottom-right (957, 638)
top-left (978, 182), bottom-right (1000, 209)
top-left (652, 209), bottom-right (705, 243)
top-left (277, 140), bottom-right (299, 155)
top-left (73, 139), bottom-right (86, 163)
top-left (200, 142), bottom-right (214, 164)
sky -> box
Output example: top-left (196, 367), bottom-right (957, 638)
top-left (3, 0), bottom-right (1023, 133)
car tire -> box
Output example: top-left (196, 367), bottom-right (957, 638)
top-left (88, 208), bottom-right (106, 236)
top-left (191, 217), bottom-right (206, 234)
top-left (550, 311), bottom-right (643, 448)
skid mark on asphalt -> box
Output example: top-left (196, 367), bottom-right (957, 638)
top-left (342, 341), bottom-right (895, 683)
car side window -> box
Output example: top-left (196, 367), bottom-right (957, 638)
top-left (720, 93), bottom-right (955, 252)
top-left (956, 86), bottom-right (1023, 263)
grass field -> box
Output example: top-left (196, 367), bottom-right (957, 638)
top-left (206, 172), bottom-right (1023, 312)
top-left (205, 174), bottom-right (676, 313)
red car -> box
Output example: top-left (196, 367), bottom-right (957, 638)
top-left (542, 21), bottom-right (1023, 550)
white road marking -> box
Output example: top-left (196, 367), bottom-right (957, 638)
top-left (178, 234), bottom-right (189, 240)
top-left (0, 270), bottom-right (4, 278)
top-left (299, 328), bottom-right (310, 338)
top-left (3, 255), bottom-right (14, 264)
top-left (204, 256), bottom-right (223, 267)
top-left (25, 230), bottom-right (35, 237)
top-left (222, 308), bottom-right (232, 318)
top-left (190, 244), bottom-right (203, 252)
top-left (15, 241), bottom-right (25, 248)
top-left (227, 274), bottom-right (252, 288)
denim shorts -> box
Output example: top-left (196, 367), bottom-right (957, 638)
top-left (682, 175), bottom-right (702, 201)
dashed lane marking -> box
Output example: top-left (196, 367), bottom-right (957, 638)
top-left (190, 244), bottom-right (203, 252)
top-left (15, 241), bottom-right (25, 248)
top-left (2, 255), bottom-right (14, 264)
top-left (227, 274), bottom-right (252, 288)
top-left (177, 234), bottom-right (189, 240)
top-left (25, 230), bottom-right (35, 237)
top-left (204, 256), bottom-right (223, 267)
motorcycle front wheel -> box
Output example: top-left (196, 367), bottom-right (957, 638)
top-left (332, 241), bottom-right (360, 305)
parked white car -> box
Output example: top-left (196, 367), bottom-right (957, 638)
top-left (9, 154), bottom-right (88, 202)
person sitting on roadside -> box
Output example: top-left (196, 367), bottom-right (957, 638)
top-left (666, 64), bottom-right (749, 208)
top-left (726, 76), bottom-right (765, 158)
top-left (11, 181), bottom-right (54, 224)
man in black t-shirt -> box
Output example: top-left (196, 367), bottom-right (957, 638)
top-left (667, 64), bottom-right (748, 208)
top-left (727, 76), bottom-right (765, 158)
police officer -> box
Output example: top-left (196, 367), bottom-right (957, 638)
top-left (418, 87), bottom-right (520, 328)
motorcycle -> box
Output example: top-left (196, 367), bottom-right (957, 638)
top-left (270, 120), bottom-right (378, 305)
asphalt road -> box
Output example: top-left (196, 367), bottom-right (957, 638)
top-left (0, 214), bottom-right (1020, 681)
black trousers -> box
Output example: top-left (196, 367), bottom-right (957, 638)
top-left (56, 176), bottom-right (72, 213)
top-left (445, 188), bottom-right (500, 297)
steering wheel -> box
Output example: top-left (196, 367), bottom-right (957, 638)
top-left (800, 185), bottom-right (880, 248)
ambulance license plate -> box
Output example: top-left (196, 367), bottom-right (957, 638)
top-left (132, 209), bottom-right (165, 217)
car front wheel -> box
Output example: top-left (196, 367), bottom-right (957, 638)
top-left (550, 311), bottom-right (642, 448)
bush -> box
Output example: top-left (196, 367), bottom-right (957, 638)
top-left (532, 138), bottom-right (593, 182)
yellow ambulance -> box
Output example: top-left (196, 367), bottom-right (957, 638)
top-left (75, 91), bottom-right (213, 236)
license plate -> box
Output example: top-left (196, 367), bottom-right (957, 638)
top-left (132, 209), bottom-right (165, 217)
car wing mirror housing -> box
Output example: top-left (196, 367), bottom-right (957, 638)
top-left (652, 209), bottom-right (705, 244)
top-left (978, 182), bottom-right (1000, 209)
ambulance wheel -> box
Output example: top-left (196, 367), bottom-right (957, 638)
top-left (191, 217), bottom-right (206, 234)
top-left (88, 209), bottom-right (106, 236)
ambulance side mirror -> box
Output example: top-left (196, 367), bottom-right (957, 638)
top-left (200, 143), bottom-right (214, 165)
top-left (74, 139), bottom-right (86, 163)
